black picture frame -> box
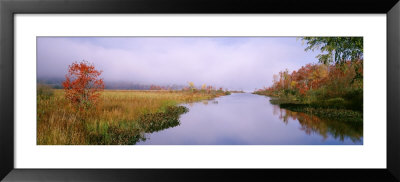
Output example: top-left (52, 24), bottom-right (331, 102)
top-left (1, 0), bottom-right (399, 181)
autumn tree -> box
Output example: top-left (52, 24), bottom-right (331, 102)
top-left (302, 37), bottom-right (364, 83)
top-left (62, 61), bottom-right (104, 108)
top-left (201, 84), bottom-right (207, 90)
top-left (188, 81), bottom-right (195, 91)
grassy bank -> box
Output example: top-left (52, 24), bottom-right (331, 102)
top-left (266, 97), bottom-right (362, 123)
top-left (37, 89), bottom-right (229, 145)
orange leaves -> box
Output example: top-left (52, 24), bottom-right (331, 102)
top-left (62, 60), bottom-right (104, 108)
top-left (264, 60), bottom-right (363, 97)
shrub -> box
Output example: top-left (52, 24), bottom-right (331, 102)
top-left (62, 61), bottom-right (104, 109)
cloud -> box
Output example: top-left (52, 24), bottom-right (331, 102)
top-left (37, 37), bottom-right (320, 91)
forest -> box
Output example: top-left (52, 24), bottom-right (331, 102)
top-left (254, 37), bottom-right (363, 122)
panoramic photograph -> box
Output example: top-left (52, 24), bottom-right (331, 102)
top-left (37, 37), bottom-right (363, 145)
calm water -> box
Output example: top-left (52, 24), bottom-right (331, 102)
top-left (137, 93), bottom-right (363, 145)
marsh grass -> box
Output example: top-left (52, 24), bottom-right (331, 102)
top-left (268, 97), bottom-right (363, 123)
top-left (37, 89), bottom-right (227, 145)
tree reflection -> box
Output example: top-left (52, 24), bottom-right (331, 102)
top-left (273, 105), bottom-right (363, 143)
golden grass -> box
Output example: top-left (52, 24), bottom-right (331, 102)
top-left (37, 89), bottom-right (227, 145)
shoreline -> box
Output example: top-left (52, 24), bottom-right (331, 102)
top-left (254, 93), bottom-right (363, 123)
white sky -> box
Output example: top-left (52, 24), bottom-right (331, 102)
top-left (37, 37), bottom-right (320, 91)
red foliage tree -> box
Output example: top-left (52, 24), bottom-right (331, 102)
top-left (62, 61), bottom-right (104, 108)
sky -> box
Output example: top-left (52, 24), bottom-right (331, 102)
top-left (37, 37), bottom-right (321, 91)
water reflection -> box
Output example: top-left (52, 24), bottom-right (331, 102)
top-left (272, 105), bottom-right (363, 143)
top-left (194, 100), bottom-right (218, 106)
top-left (137, 93), bottom-right (363, 145)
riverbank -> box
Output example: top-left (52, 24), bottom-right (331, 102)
top-left (261, 96), bottom-right (363, 123)
top-left (37, 89), bottom-right (229, 145)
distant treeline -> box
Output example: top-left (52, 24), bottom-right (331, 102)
top-left (37, 78), bottom-right (186, 90)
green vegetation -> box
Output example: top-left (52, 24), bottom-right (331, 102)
top-left (302, 37), bottom-right (363, 65)
top-left (276, 102), bottom-right (362, 123)
top-left (230, 90), bottom-right (245, 93)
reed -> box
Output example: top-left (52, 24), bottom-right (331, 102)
top-left (37, 89), bottom-right (228, 145)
